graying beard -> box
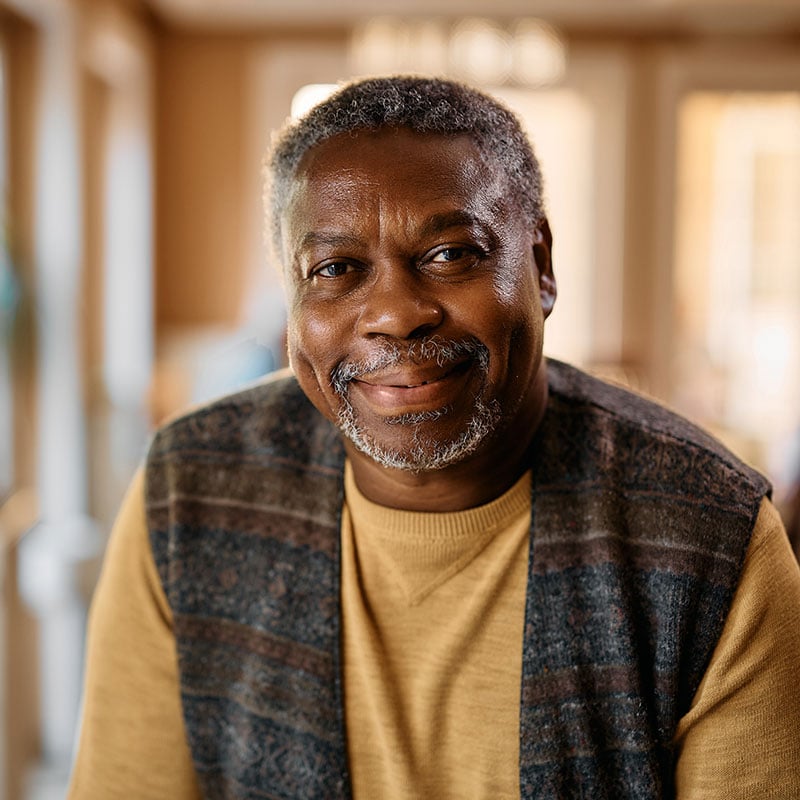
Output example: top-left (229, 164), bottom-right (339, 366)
top-left (331, 336), bottom-right (498, 472)
top-left (337, 395), bottom-right (500, 472)
top-left (386, 407), bottom-right (448, 425)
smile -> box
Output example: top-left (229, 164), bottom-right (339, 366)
top-left (389, 377), bottom-right (441, 388)
top-left (349, 360), bottom-right (473, 415)
top-left (355, 359), bottom-right (470, 389)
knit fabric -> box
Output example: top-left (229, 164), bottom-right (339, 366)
top-left (341, 463), bottom-right (532, 798)
top-left (519, 364), bottom-right (769, 797)
top-left (145, 360), bottom-right (769, 799)
top-left (147, 374), bottom-right (349, 798)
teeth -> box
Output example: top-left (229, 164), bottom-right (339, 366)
top-left (398, 379), bottom-right (433, 388)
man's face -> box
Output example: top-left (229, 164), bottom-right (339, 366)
top-left (282, 128), bottom-right (555, 472)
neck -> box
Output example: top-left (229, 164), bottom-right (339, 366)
top-left (346, 367), bottom-right (549, 512)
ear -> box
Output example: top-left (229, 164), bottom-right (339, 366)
top-left (533, 219), bottom-right (556, 318)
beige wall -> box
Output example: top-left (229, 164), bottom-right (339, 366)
top-left (154, 28), bottom-right (348, 331)
top-left (155, 33), bottom-right (251, 327)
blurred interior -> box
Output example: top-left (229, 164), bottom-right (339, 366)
top-left (1, 0), bottom-right (799, 797)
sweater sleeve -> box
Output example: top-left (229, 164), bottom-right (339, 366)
top-left (674, 497), bottom-right (800, 798)
top-left (67, 470), bottom-right (202, 800)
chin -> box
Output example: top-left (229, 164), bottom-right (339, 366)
top-left (339, 396), bottom-right (501, 472)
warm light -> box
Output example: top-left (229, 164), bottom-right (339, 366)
top-left (290, 83), bottom-right (337, 118)
top-left (350, 16), bottom-right (567, 87)
top-left (409, 20), bottom-right (449, 77)
top-left (512, 19), bottom-right (567, 86)
top-left (351, 18), bottom-right (407, 76)
top-left (84, 17), bottom-right (145, 88)
top-left (673, 91), bottom-right (800, 476)
top-left (449, 19), bottom-right (512, 85)
top-left (351, 18), bottom-right (450, 78)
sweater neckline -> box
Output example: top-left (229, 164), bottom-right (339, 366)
top-left (343, 461), bottom-right (531, 604)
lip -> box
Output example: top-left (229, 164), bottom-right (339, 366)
top-left (349, 360), bottom-right (473, 414)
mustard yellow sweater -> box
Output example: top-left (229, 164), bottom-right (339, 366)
top-left (68, 468), bottom-right (800, 799)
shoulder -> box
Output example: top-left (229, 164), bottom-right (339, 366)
top-left (151, 368), bottom-right (307, 439)
top-left (543, 359), bottom-right (770, 509)
top-left (146, 368), bottom-right (344, 473)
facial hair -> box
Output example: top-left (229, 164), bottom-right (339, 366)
top-left (330, 336), bottom-right (501, 472)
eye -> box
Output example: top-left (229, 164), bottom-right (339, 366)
top-left (423, 244), bottom-right (483, 274)
top-left (311, 261), bottom-right (355, 279)
top-left (430, 246), bottom-right (471, 263)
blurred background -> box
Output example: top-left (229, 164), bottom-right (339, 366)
top-left (0, 0), bottom-right (799, 797)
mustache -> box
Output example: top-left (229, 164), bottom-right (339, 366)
top-left (331, 336), bottom-right (488, 395)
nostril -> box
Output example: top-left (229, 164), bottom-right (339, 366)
top-left (357, 286), bottom-right (444, 340)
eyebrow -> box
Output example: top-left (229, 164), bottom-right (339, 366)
top-left (297, 231), bottom-right (365, 252)
top-left (418, 210), bottom-right (485, 240)
top-left (295, 210), bottom-right (491, 255)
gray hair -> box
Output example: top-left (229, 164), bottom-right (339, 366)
top-left (265, 75), bottom-right (545, 261)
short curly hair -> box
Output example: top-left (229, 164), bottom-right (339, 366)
top-left (265, 75), bottom-right (545, 261)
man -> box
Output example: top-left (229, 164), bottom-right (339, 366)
top-left (69, 77), bottom-right (800, 799)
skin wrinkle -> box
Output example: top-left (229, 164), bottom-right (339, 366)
top-left (267, 77), bottom-right (546, 261)
top-left (287, 148), bottom-right (498, 280)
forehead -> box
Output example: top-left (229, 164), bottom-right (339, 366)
top-left (282, 129), bottom-right (513, 244)
top-left (296, 127), bottom-right (487, 181)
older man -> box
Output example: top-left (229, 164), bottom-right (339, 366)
top-left (69, 77), bottom-right (800, 799)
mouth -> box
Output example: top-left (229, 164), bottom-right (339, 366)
top-left (346, 360), bottom-right (474, 416)
top-left (330, 336), bottom-right (489, 420)
top-left (357, 360), bottom-right (471, 390)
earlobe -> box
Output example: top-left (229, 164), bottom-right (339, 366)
top-left (538, 272), bottom-right (557, 318)
top-left (533, 221), bottom-right (556, 318)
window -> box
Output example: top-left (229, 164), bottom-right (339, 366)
top-left (673, 91), bottom-right (800, 480)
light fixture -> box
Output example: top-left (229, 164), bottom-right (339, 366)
top-left (350, 17), bottom-right (567, 87)
top-left (449, 19), bottom-right (512, 85)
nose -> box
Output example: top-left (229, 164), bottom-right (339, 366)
top-left (356, 265), bottom-right (443, 340)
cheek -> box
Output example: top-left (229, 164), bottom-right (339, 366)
top-left (288, 304), bottom-right (336, 365)
top-left (286, 309), bottom-right (321, 371)
top-left (491, 231), bottom-right (536, 302)
top-left (492, 267), bottom-right (522, 305)
top-left (514, 295), bottom-right (545, 349)
top-left (494, 293), bottom-right (545, 380)
top-left (482, 281), bottom-right (543, 348)
top-left (287, 308), bottom-right (346, 421)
